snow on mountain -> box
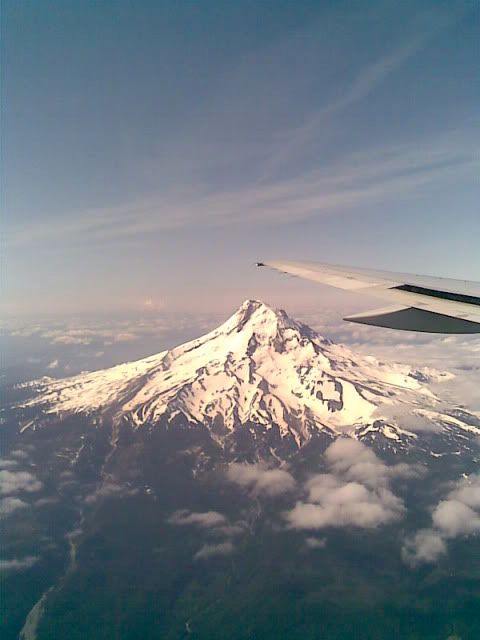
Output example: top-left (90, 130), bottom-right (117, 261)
top-left (19, 300), bottom-right (479, 447)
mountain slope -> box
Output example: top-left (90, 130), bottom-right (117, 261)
top-left (19, 301), bottom-right (479, 451)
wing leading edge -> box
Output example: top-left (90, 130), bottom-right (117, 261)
top-left (257, 260), bottom-right (480, 334)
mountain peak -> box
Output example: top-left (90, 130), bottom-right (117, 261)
top-left (19, 302), bottom-right (478, 451)
top-left (219, 299), bottom-right (298, 338)
top-left (238, 298), bottom-right (269, 312)
top-left (233, 298), bottom-right (281, 319)
top-left (232, 299), bottom-right (278, 325)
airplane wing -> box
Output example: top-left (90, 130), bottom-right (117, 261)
top-left (256, 260), bottom-right (480, 334)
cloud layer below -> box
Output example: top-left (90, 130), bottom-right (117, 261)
top-left (403, 473), bottom-right (480, 566)
top-left (285, 440), bottom-right (414, 531)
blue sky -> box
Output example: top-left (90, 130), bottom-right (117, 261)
top-left (3, 0), bottom-right (479, 315)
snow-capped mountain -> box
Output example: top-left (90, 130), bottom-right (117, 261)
top-left (19, 300), bottom-right (479, 453)
top-left (6, 302), bottom-right (480, 639)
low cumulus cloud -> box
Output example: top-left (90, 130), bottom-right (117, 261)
top-left (167, 509), bottom-right (245, 560)
top-left (402, 529), bottom-right (447, 565)
top-left (10, 450), bottom-right (29, 460)
top-left (402, 473), bottom-right (480, 566)
top-left (194, 541), bottom-right (235, 560)
top-left (305, 536), bottom-right (327, 549)
top-left (168, 510), bottom-right (227, 528)
top-left (0, 470), bottom-right (43, 495)
top-left (373, 404), bottom-right (441, 434)
top-left (324, 439), bottom-right (421, 486)
top-left (51, 335), bottom-right (92, 345)
top-left (286, 478), bottom-right (403, 530)
top-left (0, 497), bottom-right (29, 515)
top-left (84, 482), bottom-right (137, 504)
top-left (226, 463), bottom-right (296, 497)
top-left (35, 496), bottom-right (59, 507)
top-left (285, 439), bottom-right (410, 531)
top-left (207, 524), bottom-right (246, 537)
top-left (0, 459), bottom-right (19, 470)
top-left (114, 332), bottom-right (138, 343)
top-left (0, 556), bottom-right (39, 573)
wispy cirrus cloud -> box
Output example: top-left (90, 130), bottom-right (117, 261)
top-left (5, 1), bottom-right (478, 317)
top-left (264, 29), bottom-right (434, 175)
top-left (6, 6), bottom-right (476, 250)
top-left (10, 129), bottom-right (477, 248)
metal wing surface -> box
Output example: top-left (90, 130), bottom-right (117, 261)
top-left (257, 260), bottom-right (480, 334)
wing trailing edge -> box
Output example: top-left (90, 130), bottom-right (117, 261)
top-left (344, 306), bottom-right (480, 334)
top-left (257, 260), bottom-right (480, 334)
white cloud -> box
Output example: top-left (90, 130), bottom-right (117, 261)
top-left (51, 336), bottom-right (92, 345)
top-left (194, 542), bottom-right (234, 560)
top-left (114, 332), bottom-right (138, 343)
top-left (402, 529), bottom-right (447, 566)
top-left (0, 497), bottom-right (29, 515)
top-left (373, 404), bottom-right (441, 434)
top-left (47, 359), bottom-right (59, 370)
top-left (286, 479), bottom-right (403, 530)
top-left (285, 440), bottom-right (408, 531)
top-left (432, 500), bottom-right (480, 538)
top-left (226, 463), bottom-right (296, 497)
top-left (402, 474), bottom-right (480, 566)
top-left (9, 126), bottom-right (477, 248)
top-left (324, 439), bottom-right (421, 487)
top-left (84, 482), bottom-right (137, 504)
top-left (168, 510), bottom-right (227, 528)
top-left (0, 470), bottom-right (43, 495)
top-left (0, 459), bottom-right (19, 469)
top-left (305, 536), bottom-right (327, 549)
top-left (449, 479), bottom-right (480, 509)
top-left (0, 556), bottom-right (39, 573)
top-left (207, 524), bottom-right (246, 538)
top-left (35, 497), bottom-right (59, 507)
top-left (10, 450), bottom-right (29, 460)
top-left (270, 32), bottom-right (432, 172)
